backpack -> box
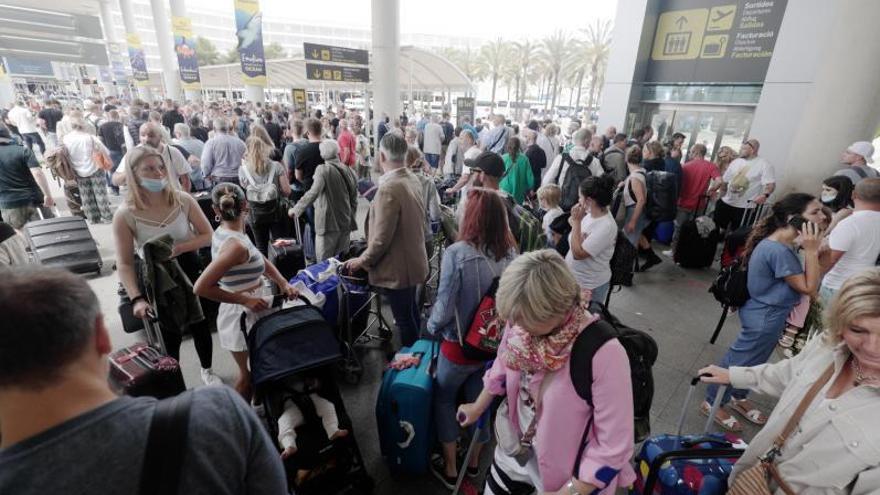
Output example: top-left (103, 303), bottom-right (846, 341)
top-left (570, 311), bottom-right (658, 443)
top-left (609, 230), bottom-right (637, 288)
top-left (240, 163), bottom-right (281, 224)
top-left (709, 257), bottom-right (751, 308)
top-left (511, 202), bottom-right (546, 253)
top-left (457, 276), bottom-right (503, 361)
top-left (236, 117), bottom-right (251, 141)
top-left (632, 170), bottom-right (678, 222)
top-left (557, 153), bottom-right (593, 211)
top-left (600, 147), bottom-right (623, 173)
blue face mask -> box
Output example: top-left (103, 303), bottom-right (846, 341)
top-left (140, 177), bottom-right (168, 192)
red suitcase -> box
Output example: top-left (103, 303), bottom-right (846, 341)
top-left (109, 318), bottom-right (186, 398)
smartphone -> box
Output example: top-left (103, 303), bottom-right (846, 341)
top-left (788, 215), bottom-right (808, 231)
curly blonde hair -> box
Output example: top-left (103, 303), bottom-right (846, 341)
top-left (823, 268), bottom-right (880, 344)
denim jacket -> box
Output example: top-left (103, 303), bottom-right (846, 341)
top-left (426, 241), bottom-right (515, 342)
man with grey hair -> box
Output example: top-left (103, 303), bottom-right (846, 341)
top-left (0, 266), bottom-right (286, 494)
top-left (288, 140), bottom-right (358, 261)
top-left (422, 113), bottom-right (445, 170)
top-left (200, 117), bottom-right (246, 186)
top-left (344, 132), bottom-right (428, 348)
top-left (112, 122), bottom-right (192, 192)
top-left (542, 128), bottom-right (604, 210)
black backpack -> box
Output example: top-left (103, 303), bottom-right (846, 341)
top-left (557, 153), bottom-right (594, 211)
top-left (609, 230), bottom-right (638, 288)
top-left (599, 147), bottom-right (623, 173)
top-left (630, 170), bottom-right (678, 222)
top-left (709, 257), bottom-right (751, 308)
top-left (570, 311), bottom-right (658, 443)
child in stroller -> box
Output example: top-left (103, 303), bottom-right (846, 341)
top-left (277, 374), bottom-right (349, 460)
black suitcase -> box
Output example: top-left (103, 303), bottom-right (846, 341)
top-left (193, 192), bottom-right (219, 229)
top-left (674, 219), bottom-right (719, 268)
top-left (108, 319), bottom-right (186, 398)
top-left (23, 215), bottom-right (102, 274)
top-left (269, 240), bottom-right (305, 281)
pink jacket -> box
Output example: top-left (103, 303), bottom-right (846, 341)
top-left (483, 323), bottom-right (637, 492)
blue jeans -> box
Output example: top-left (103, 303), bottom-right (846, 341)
top-left (425, 153), bottom-right (440, 169)
top-left (590, 281), bottom-right (610, 307)
top-left (706, 301), bottom-right (790, 406)
top-left (106, 150), bottom-right (124, 193)
top-left (434, 353), bottom-right (489, 444)
top-left (382, 286), bottom-right (421, 348)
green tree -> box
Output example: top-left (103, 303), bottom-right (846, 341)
top-left (223, 47), bottom-right (240, 64)
top-left (583, 19), bottom-right (612, 114)
top-left (264, 41), bottom-right (286, 60)
top-left (540, 30), bottom-right (571, 111)
top-left (195, 36), bottom-right (220, 66)
top-left (439, 46), bottom-right (484, 85)
top-left (476, 38), bottom-right (510, 111)
top-left (511, 40), bottom-right (539, 120)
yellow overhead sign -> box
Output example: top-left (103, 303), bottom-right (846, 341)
top-left (707, 5), bottom-right (737, 31)
top-left (651, 8), bottom-right (709, 61)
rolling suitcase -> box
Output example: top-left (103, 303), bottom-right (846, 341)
top-left (108, 318), bottom-right (186, 399)
top-left (631, 376), bottom-right (747, 494)
top-left (23, 213), bottom-right (102, 274)
top-left (376, 339), bottom-right (437, 474)
top-left (269, 214), bottom-right (307, 280)
top-left (674, 196), bottom-right (719, 269)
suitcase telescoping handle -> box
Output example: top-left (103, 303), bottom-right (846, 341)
top-left (675, 373), bottom-right (727, 437)
top-left (292, 214), bottom-right (303, 246)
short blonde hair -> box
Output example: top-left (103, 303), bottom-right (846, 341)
top-left (496, 250), bottom-right (581, 330)
top-left (124, 146), bottom-right (179, 211)
top-left (823, 268), bottom-right (880, 344)
top-left (537, 184), bottom-right (561, 208)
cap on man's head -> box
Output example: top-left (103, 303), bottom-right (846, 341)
top-left (470, 151), bottom-right (505, 178)
top-left (847, 141), bottom-right (875, 164)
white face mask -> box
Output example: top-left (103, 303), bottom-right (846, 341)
top-left (821, 192), bottom-right (838, 204)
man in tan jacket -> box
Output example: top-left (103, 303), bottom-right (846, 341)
top-left (344, 132), bottom-right (428, 348)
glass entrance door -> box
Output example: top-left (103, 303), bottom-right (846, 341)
top-left (634, 104), bottom-right (754, 160)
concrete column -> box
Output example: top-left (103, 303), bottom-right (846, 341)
top-left (749, 0), bottom-right (880, 193)
top-left (371, 0), bottom-right (400, 138)
top-left (596, 0), bottom-right (650, 132)
top-left (0, 65), bottom-right (15, 107)
top-left (97, 0), bottom-right (119, 97)
top-left (169, 0), bottom-right (201, 102)
top-left (118, 0), bottom-right (152, 101)
top-left (148, 0), bottom-right (182, 100)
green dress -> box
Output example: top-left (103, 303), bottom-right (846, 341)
top-left (499, 152), bottom-right (535, 204)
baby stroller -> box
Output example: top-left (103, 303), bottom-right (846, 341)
top-left (247, 296), bottom-right (373, 494)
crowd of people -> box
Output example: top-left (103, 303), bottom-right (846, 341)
top-left (0, 91), bottom-right (879, 495)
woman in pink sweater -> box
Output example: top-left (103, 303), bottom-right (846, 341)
top-left (459, 250), bottom-right (636, 495)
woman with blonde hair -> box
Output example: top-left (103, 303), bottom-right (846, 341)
top-left (715, 145), bottom-right (736, 176)
top-left (238, 135), bottom-right (291, 256)
top-left (112, 146), bottom-right (220, 385)
top-left (458, 250), bottom-right (636, 494)
top-left (62, 118), bottom-right (114, 224)
top-left (700, 267), bottom-right (880, 493)
top-left (251, 124), bottom-right (283, 161)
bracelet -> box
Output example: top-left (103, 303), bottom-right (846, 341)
top-left (130, 294), bottom-right (146, 305)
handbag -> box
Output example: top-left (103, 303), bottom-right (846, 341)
top-left (92, 138), bottom-right (113, 171)
top-left (494, 373), bottom-right (549, 467)
top-left (727, 363), bottom-right (835, 495)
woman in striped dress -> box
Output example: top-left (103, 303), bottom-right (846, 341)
top-left (194, 182), bottom-right (298, 400)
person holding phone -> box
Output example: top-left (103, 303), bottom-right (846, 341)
top-left (701, 193), bottom-right (823, 432)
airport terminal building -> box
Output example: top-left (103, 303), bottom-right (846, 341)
top-left (600, 0), bottom-right (880, 193)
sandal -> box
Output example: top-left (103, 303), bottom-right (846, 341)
top-left (700, 401), bottom-right (743, 432)
top-left (729, 399), bottom-right (768, 425)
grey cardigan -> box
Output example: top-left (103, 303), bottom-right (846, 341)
top-left (291, 158), bottom-right (358, 234)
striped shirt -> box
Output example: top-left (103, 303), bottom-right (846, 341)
top-left (211, 227), bottom-right (265, 291)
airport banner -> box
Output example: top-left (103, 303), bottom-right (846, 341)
top-left (125, 33), bottom-right (150, 85)
top-left (644, 0), bottom-right (788, 83)
top-left (292, 88), bottom-right (307, 114)
top-left (233, 0), bottom-right (266, 87)
top-left (172, 16), bottom-right (201, 90)
top-left (456, 97), bottom-right (475, 126)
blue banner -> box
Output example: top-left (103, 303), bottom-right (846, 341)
top-left (233, 0), bottom-right (266, 86)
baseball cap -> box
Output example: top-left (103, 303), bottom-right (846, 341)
top-left (847, 141), bottom-right (875, 164)
top-left (470, 151), bottom-right (505, 178)
top-left (463, 146), bottom-right (482, 167)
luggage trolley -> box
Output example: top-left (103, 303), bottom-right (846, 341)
top-left (336, 265), bottom-right (393, 384)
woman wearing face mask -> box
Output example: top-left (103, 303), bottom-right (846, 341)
top-left (566, 175), bottom-right (618, 306)
top-left (112, 146), bottom-right (221, 385)
top-left (458, 250), bottom-right (636, 495)
top-left (700, 268), bottom-right (880, 494)
top-left (701, 193), bottom-right (823, 432)
top-left (821, 175), bottom-right (855, 233)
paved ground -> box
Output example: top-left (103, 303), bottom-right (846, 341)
top-left (65, 179), bottom-right (778, 494)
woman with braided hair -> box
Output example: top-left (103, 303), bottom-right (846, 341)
top-left (193, 182), bottom-right (298, 400)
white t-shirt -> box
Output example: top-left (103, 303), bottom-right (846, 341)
top-left (565, 212), bottom-right (617, 289)
top-left (822, 210), bottom-right (880, 290)
top-left (62, 131), bottom-right (109, 177)
top-left (117, 144), bottom-right (192, 190)
top-left (721, 156), bottom-right (775, 208)
top-left (422, 122), bottom-right (445, 155)
top-left (7, 106), bottom-right (38, 134)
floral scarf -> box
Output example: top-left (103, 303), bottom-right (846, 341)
top-left (504, 294), bottom-right (598, 373)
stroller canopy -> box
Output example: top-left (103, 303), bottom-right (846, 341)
top-left (247, 303), bottom-right (343, 387)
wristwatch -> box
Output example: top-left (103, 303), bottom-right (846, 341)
top-left (566, 479), bottom-right (583, 495)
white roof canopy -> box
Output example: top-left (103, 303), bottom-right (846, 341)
top-left (198, 46), bottom-right (473, 93)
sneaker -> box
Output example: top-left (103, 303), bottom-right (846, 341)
top-left (430, 455), bottom-right (457, 490)
top-left (466, 465), bottom-right (480, 478)
top-left (661, 249), bottom-right (674, 258)
top-left (200, 368), bottom-right (223, 386)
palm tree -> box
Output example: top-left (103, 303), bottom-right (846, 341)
top-left (541, 30), bottom-right (571, 112)
top-left (476, 38), bottom-right (510, 111)
top-left (438, 46), bottom-right (484, 86)
top-left (582, 19), bottom-right (613, 115)
top-left (511, 40), bottom-right (539, 120)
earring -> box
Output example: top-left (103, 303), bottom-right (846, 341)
top-left (214, 214), bottom-right (221, 223)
